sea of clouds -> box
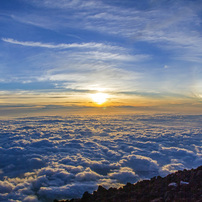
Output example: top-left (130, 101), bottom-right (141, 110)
top-left (0, 114), bottom-right (201, 201)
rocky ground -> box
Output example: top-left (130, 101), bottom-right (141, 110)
top-left (54, 165), bottom-right (202, 202)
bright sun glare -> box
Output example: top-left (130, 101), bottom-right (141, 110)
top-left (91, 93), bottom-right (108, 105)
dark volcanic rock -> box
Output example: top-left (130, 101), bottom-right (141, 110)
top-left (54, 165), bottom-right (202, 202)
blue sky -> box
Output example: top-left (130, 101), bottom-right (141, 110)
top-left (0, 0), bottom-right (202, 115)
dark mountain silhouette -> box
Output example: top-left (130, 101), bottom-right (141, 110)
top-left (54, 165), bottom-right (202, 202)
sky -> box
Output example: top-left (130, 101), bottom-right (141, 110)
top-left (0, 0), bottom-right (202, 116)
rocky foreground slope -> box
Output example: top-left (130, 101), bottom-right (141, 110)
top-left (54, 165), bottom-right (202, 202)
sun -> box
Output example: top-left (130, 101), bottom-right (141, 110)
top-left (91, 93), bottom-right (108, 105)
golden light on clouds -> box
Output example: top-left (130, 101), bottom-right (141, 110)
top-left (91, 93), bottom-right (108, 105)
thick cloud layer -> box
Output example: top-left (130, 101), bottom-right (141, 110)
top-left (0, 114), bottom-right (201, 201)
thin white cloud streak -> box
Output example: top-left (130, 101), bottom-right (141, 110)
top-left (1, 38), bottom-right (117, 50)
top-left (2, 37), bottom-right (143, 63)
top-left (24, 0), bottom-right (109, 11)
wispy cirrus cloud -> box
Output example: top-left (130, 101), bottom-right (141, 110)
top-left (2, 37), bottom-right (142, 62)
top-left (1, 0), bottom-right (202, 104)
top-left (13, 0), bottom-right (202, 63)
top-left (1, 38), bottom-right (118, 50)
top-left (1, 37), bottom-right (146, 94)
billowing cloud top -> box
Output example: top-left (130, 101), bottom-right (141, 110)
top-left (0, 114), bottom-right (201, 201)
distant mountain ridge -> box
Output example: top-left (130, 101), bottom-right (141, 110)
top-left (54, 165), bottom-right (202, 202)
